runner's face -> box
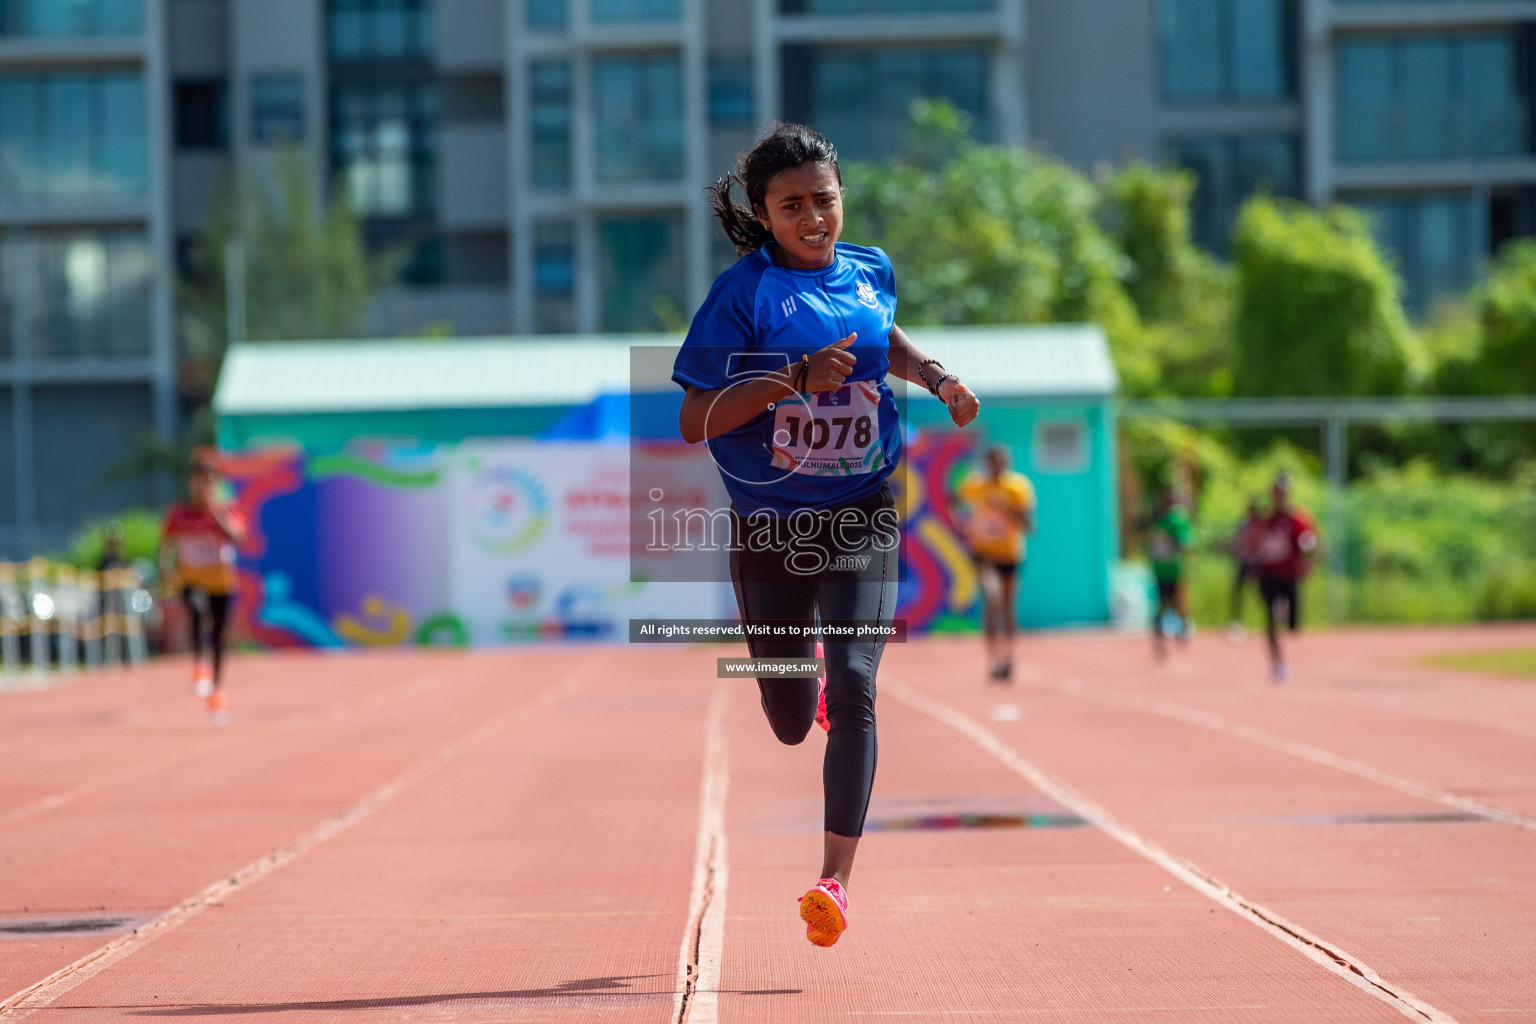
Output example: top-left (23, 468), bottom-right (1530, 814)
top-left (190, 467), bottom-right (216, 504)
top-left (756, 163), bottom-right (842, 270)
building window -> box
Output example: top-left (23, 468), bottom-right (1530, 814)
top-left (527, 0), bottom-right (566, 28)
top-left (593, 55), bottom-right (683, 183)
top-left (1159, 0), bottom-right (1293, 103)
top-left (0, 0), bottom-right (141, 37)
top-left (534, 221), bottom-right (575, 333)
top-left (175, 80), bottom-right (228, 149)
top-left (598, 215), bottom-right (683, 331)
top-left (33, 384), bottom-right (156, 526)
top-left (1337, 34), bottom-right (1526, 163)
top-left (442, 230), bottom-right (508, 286)
top-left (327, 0), bottom-right (434, 61)
top-left (1167, 134), bottom-right (1298, 252)
top-left (0, 73), bottom-right (146, 201)
top-left (1352, 192), bottom-right (1487, 315)
top-left (591, 0), bottom-right (678, 21)
top-left (531, 61), bottom-right (571, 190)
top-left (783, 45), bottom-right (988, 164)
top-left (331, 83), bottom-right (438, 216)
top-left (1034, 420), bottom-right (1088, 473)
top-left (708, 61), bottom-right (753, 128)
top-left (251, 75), bottom-right (306, 143)
top-left (778, 0), bottom-right (993, 11)
top-left (20, 229), bottom-right (152, 360)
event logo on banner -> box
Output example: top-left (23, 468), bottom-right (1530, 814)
top-left (466, 462), bottom-right (548, 555)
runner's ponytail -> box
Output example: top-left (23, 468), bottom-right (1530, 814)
top-left (707, 174), bottom-right (772, 256)
top-left (708, 122), bottom-right (841, 256)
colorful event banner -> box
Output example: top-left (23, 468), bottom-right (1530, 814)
top-left (221, 441), bottom-right (728, 648)
top-left (219, 433), bottom-right (983, 649)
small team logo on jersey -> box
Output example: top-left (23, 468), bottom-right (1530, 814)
top-left (781, 295), bottom-right (799, 318)
top-left (856, 281), bottom-right (880, 309)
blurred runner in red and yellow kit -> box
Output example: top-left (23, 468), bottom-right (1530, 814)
top-left (160, 447), bottom-right (245, 724)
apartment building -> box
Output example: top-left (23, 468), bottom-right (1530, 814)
top-left (1032, 0), bottom-right (1536, 312)
top-left (167, 0), bottom-right (1028, 337)
top-left (0, 0), bottom-right (176, 556)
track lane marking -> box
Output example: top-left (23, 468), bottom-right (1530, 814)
top-left (0, 665), bottom-right (590, 1020)
top-left (887, 676), bottom-right (1459, 1024)
top-left (1031, 674), bottom-right (1536, 830)
top-left (1274, 686), bottom-right (1536, 743)
top-left (673, 681), bottom-right (729, 1024)
top-left (0, 659), bottom-right (507, 827)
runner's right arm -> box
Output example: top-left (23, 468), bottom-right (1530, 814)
top-left (678, 335), bottom-right (858, 443)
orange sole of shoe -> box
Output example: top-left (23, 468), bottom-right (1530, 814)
top-left (799, 889), bottom-right (847, 948)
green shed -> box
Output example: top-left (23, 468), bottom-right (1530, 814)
top-left (215, 325), bottom-right (1120, 630)
top-left (901, 324), bottom-right (1121, 629)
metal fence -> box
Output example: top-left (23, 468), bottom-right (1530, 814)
top-left (0, 559), bottom-right (152, 676)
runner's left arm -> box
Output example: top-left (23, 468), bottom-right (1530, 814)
top-left (888, 325), bottom-right (979, 428)
top-left (210, 503), bottom-right (248, 546)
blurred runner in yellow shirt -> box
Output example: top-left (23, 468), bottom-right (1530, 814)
top-left (955, 446), bottom-right (1036, 681)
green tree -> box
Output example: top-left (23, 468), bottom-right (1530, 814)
top-left (842, 102), bottom-right (1147, 383)
top-left (1100, 162), bottom-right (1234, 396)
top-left (1231, 198), bottom-right (1420, 397)
top-left (1451, 239), bottom-right (1536, 395)
top-left (179, 148), bottom-right (398, 381)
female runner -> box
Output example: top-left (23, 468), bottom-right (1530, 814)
top-left (673, 123), bottom-right (979, 947)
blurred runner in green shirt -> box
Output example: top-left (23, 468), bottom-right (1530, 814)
top-left (1143, 486), bottom-right (1194, 660)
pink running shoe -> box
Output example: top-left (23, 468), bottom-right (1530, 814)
top-left (798, 877), bottom-right (849, 947)
top-left (814, 642), bottom-right (829, 731)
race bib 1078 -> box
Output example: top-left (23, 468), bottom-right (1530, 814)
top-left (770, 381), bottom-right (887, 476)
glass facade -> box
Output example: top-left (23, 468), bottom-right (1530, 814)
top-left (1353, 192), bottom-right (1487, 315)
top-left (328, 0), bottom-right (434, 61)
top-left (593, 55), bottom-right (684, 183)
top-left (1337, 34), bottom-right (1526, 162)
top-left (780, 0), bottom-right (993, 11)
top-left (175, 80), bottom-right (228, 149)
top-left (1159, 0), bottom-right (1293, 102)
top-left (527, 0), bottom-right (566, 27)
top-left (531, 61), bottom-right (572, 190)
top-left (0, 74), bottom-right (146, 201)
top-left (251, 75), bottom-right (306, 143)
top-left (785, 46), bottom-right (989, 163)
top-left (708, 61), bottom-right (754, 128)
top-left (12, 230), bottom-right (152, 360)
top-left (0, 0), bottom-right (141, 36)
top-left (591, 0), bottom-right (678, 21)
top-left (32, 384), bottom-right (155, 524)
top-left (534, 221), bottom-right (575, 333)
top-left (332, 83), bottom-right (438, 216)
top-left (1169, 134), bottom-right (1299, 251)
top-left (598, 215), bottom-right (683, 331)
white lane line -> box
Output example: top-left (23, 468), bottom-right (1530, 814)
top-left (1278, 687), bottom-right (1536, 743)
top-left (674, 681), bottom-right (730, 1024)
top-left (887, 677), bottom-right (1459, 1024)
top-left (0, 668), bottom-right (588, 1020)
top-left (1037, 674), bottom-right (1536, 830)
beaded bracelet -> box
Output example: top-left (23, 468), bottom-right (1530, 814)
top-left (916, 358), bottom-right (950, 397)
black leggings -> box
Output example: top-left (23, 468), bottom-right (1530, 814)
top-left (184, 588), bottom-right (231, 682)
top-left (729, 487), bottom-right (899, 839)
top-left (1258, 574), bottom-right (1299, 660)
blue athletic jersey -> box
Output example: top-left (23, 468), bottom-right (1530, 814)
top-left (673, 242), bottom-right (904, 515)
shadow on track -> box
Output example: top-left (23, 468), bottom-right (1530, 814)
top-left (115, 975), bottom-right (799, 1015)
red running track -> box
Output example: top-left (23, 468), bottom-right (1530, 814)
top-left (0, 625), bottom-right (1533, 1022)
